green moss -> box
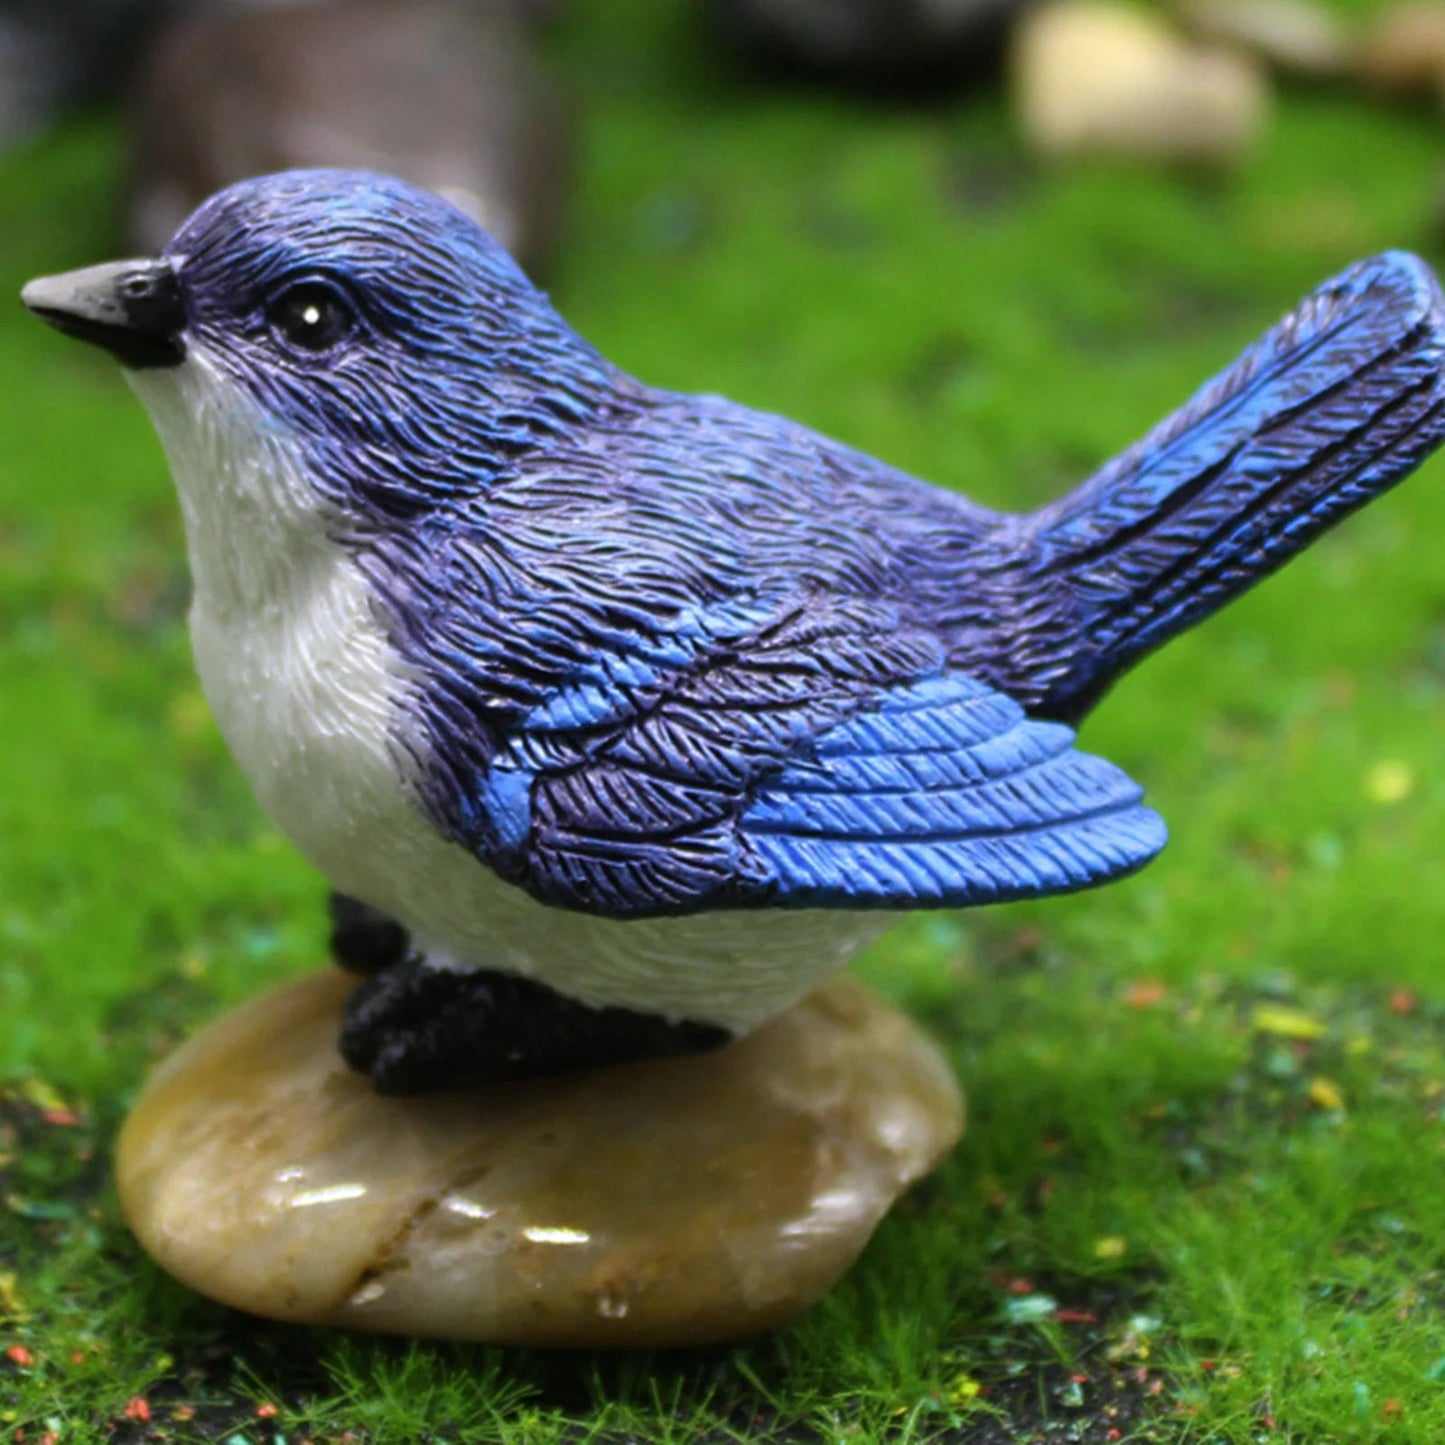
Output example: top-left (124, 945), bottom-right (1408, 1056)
top-left (5, 1), bottom-right (1445, 1439)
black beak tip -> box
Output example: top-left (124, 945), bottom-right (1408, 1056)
top-left (21, 259), bottom-right (186, 370)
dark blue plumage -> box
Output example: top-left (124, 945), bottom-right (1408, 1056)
top-left (22, 170), bottom-right (1445, 1087)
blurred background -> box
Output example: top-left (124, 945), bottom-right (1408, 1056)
top-left (6, 1), bottom-right (1445, 1440)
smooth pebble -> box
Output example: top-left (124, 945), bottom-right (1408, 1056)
top-left (118, 970), bottom-right (963, 1348)
top-left (1171, 0), bottom-right (1350, 79)
top-left (1358, 3), bottom-right (1445, 97)
top-left (1014, 1), bottom-right (1268, 166)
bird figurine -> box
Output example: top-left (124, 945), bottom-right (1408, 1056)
top-left (21, 170), bottom-right (1445, 1093)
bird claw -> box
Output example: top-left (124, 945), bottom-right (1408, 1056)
top-left (327, 891), bottom-right (411, 975)
top-left (337, 953), bottom-right (732, 1095)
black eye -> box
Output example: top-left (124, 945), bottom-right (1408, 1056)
top-left (266, 281), bottom-right (357, 355)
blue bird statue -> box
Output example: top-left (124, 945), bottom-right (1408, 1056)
top-left (21, 170), bottom-right (1445, 1093)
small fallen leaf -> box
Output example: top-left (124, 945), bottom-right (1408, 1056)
top-left (1094, 1236), bottom-right (1127, 1261)
top-left (17, 1080), bottom-right (65, 1115)
top-left (1308, 1078), bottom-right (1345, 1112)
top-left (1125, 979), bottom-right (1167, 1009)
top-left (1252, 1005), bottom-right (1325, 1040)
top-left (1003, 1293), bottom-right (1058, 1325)
top-left (169, 689), bottom-right (212, 740)
top-left (1366, 760), bottom-right (1414, 804)
top-left (945, 1373), bottom-right (982, 1408)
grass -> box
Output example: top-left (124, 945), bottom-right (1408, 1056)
top-left (5, 0), bottom-right (1445, 1438)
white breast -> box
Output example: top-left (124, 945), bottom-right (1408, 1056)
top-left (126, 356), bottom-right (889, 1032)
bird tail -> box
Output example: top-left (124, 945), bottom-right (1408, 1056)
top-left (1023, 252), bottom-right (1445, 722)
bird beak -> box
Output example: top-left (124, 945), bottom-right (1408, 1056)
top-left (20, 258), bottom-right (186, 369)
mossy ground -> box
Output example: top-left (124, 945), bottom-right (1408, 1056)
top-left (5, 0), bottom-right (1445, 1439)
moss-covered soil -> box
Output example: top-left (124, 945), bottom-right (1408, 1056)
top-left (6, 0), bottom-right (1445, 1439)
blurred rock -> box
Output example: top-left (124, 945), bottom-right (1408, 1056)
top-left (117, 969), bottom-right (963, 1347)
top-left (0, 0), bottom-right (564, 157)
top-left (703, 0), bottom-right (1027, 84)
top-left (0, 0), bottom-right (166, 148)
top-left (1358, 3), bottom-right (1445, 98)
top-left (1014, 1), bottom-right (1268, 166)
top-left (0, 12), bottom-right (67, 147)
top-left (1171, 0), bottom-right (1350, 79)
top-left (516, 0), bottom-right (568, 23)
top-left (126, 0), bottom-right (570, 276)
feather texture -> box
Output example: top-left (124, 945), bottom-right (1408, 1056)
top-left (456, 596), bottom-right (1165, 917)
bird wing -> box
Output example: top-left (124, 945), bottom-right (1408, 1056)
top-left (454, 595), bottom-right (1167, 919)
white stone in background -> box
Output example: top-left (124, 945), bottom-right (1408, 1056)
top-left (1171, 0), bottom-right (1351, 79)
top-left (117, 969), bottom-right (963, 1348)
top-left (1357, 3), bottom-right (1445, 98)
top-left (1013, 1), bottom-right (1269, 166)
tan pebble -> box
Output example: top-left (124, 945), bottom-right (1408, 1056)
top-left (1013, 1), bottom-right (1269, 166)
top-left (1171, 0), bottom-right (1351, 78)
top-left (117, 970), bottom-right (962, 1348)
top-left (1358, 2), bottom-right (1445, 96)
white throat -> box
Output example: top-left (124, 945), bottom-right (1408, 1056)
top-left (128, 355), bottom-right (340, 614)
top-left (125, 354), bottom-right (425, 926)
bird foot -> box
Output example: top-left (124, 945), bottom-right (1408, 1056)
top-left (336, 950), bottom-right (732, 1095)
top-left (327, 891), bottom-right (411, 975)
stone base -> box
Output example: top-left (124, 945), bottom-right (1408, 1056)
top-left (117, 970), bottom-right (963, 1348)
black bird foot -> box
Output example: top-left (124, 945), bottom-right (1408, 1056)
top-left (328, 891), bottom-right (411, 975)
top-left (338, 955), bottom-right (733, 1095)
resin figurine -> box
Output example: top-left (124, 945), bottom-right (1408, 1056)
top-left (22, 171), bottom-right (1445, 1093)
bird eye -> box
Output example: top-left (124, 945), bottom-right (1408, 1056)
top-left (265, 281), bottom-right (357, 355)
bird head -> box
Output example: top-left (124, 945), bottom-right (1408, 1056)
top-left (21, 169), bottom-right (611, 523)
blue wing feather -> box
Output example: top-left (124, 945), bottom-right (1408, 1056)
top-left (469, 601), bottom-right (1167, 918)
top-left (742, 675), bottom-right (1165, 907)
